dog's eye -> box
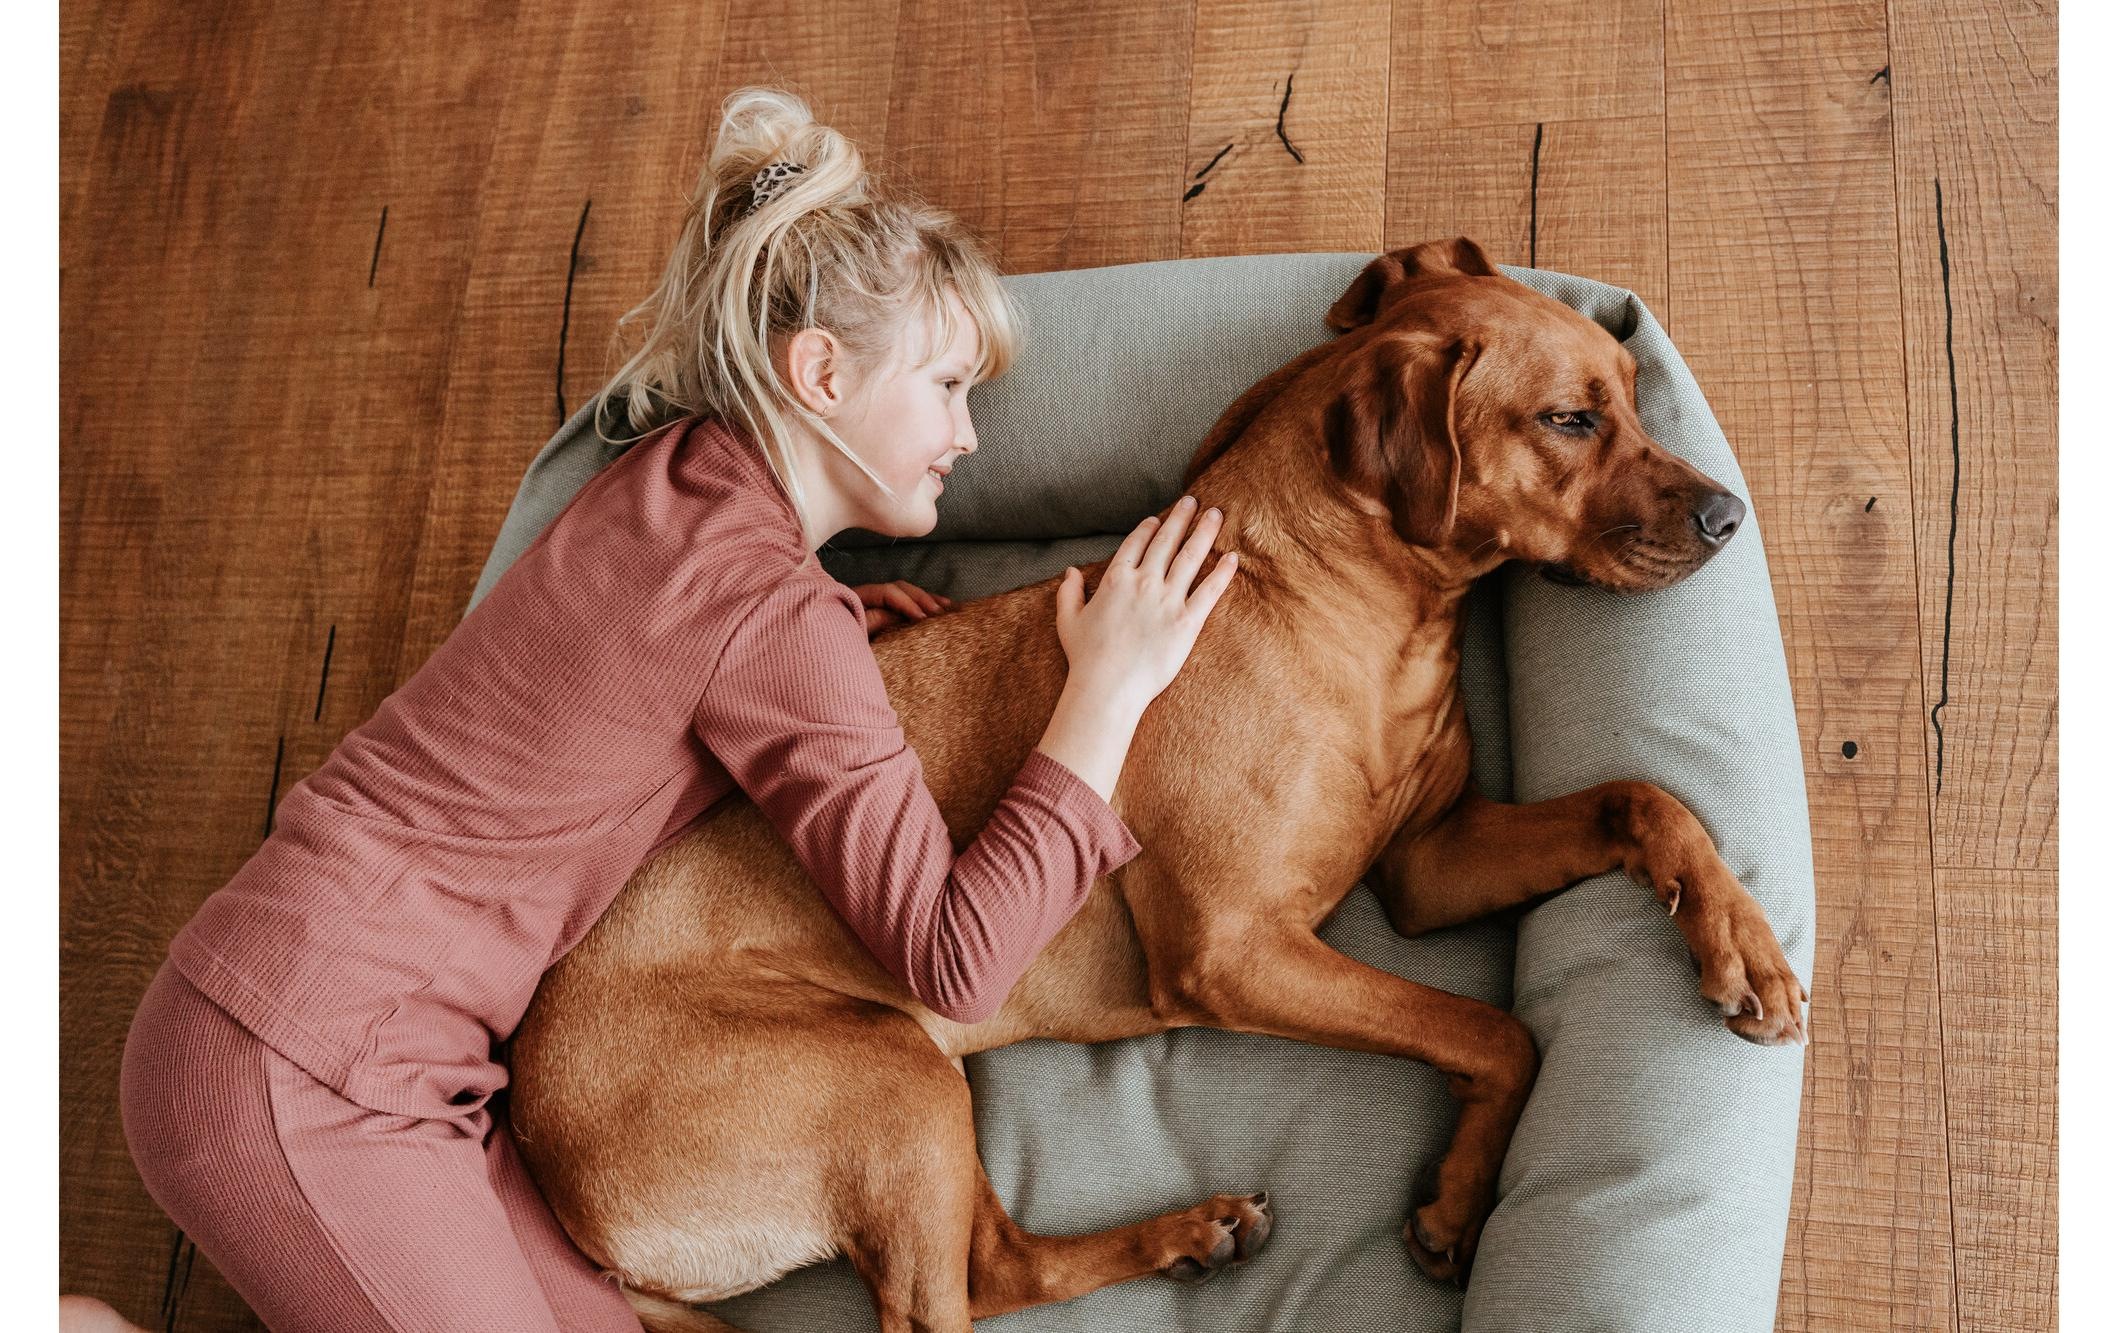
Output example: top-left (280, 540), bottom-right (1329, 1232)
top-left (1541, 411), bottom-right (1597, 435)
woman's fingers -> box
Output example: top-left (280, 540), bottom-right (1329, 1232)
top-left (1164, 504), bottom-right (1223, 592)
top-left (1140, 496), bottom-right (1200, 577)
top-left (1186, 548), bottom-right (1240, 620)
top-left (893, 580), bottom-right (946, 615)
top-left (876, 585), bottom-right (928, 620)
top-left (1111, 512), bottom-right (1164, 572)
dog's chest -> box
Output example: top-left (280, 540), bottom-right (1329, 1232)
top-left (1351, 631), bottom-right (1473, 825)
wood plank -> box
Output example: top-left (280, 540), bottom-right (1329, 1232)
top-left (1935, 867), bottom-right (2057, 1332)
top-left (882, 0), bottom-right (1194, 273)
top-left (1662, 2), bottom-right (1958, 1329)
top-left (1179, 1), bottom-right (1388, 256)
top-left (1393, 0), bottom-right (1663, 129)
top-left (60, 2), bottom-right (528, 1324)
top-left (1383, 115), bottom-right (1666, 312)
top-left (1887, 0), bottom-right (2057, 873)
top-left (717, 1), bottom-right (900, 143)
top-left (1382, 3), bottom-right (1665, 301)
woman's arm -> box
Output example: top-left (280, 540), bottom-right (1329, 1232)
top-left (694, 570), bottom-right (1142, 1026)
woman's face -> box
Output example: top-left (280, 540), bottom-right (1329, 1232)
top-left (819, 289), bottom-right (981, 540)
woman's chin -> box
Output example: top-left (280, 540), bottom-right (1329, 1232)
top-left (881, 506), bottom-right (940, 539)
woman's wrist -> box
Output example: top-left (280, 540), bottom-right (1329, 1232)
top-left (1033, 676), bottom-right (1148, 803)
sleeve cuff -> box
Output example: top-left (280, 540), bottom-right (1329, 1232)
top-left (1015, 747), bottom-right (1145, 873)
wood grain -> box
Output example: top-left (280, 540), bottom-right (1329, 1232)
top-left (1663, 2), bottom-right (1958, 1328)
top-left (58, 2), bottom-right (2057, 1328)
top-left (1383, 115), bottom-right (1667, 314)
top-left (1887, 0), bottom-right (2057, 873)
top-left (1180, 0), bottom-right (1388, 256)
top-left (882, 0), bottom-right (1194, 273)
top-left (1935, 867), bottom-right (2057, 1331)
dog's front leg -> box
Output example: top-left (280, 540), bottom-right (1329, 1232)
top-left (1143, 915), bottom-right (1536, 1287)
top-left (1370, 783), bottom-right (1807, 1045)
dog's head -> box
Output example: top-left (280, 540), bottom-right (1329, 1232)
top-left (1319, 237), bottom-right (1745, 593)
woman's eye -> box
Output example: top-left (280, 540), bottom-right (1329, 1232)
top-left (1541, 411), bottom-right (1595, 433)
top-left (941, 379), bottom-right (961, 391)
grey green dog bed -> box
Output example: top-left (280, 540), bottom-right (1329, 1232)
top-left (469, 252), bottom-right (1814, 1332)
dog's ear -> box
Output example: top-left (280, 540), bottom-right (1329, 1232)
top-left (1324, 238), bottom-right (1501, 333)
top-left (1323, 334), bottom-right (1481, 549)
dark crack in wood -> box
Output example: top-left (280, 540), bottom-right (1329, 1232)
top-left (1193, 142), bottom-right (1233, 181)
top-left (1870, 65), bottom-right (1891, 84)
top-left (312, 623), bottom-right (336, 721)
top-left (1274, 72), bottom-right (1304, 164)
top-left (159, 1227), bottom-right (195, 1331)
top-left (1529, 122), bottom-right (1545, 268)
top-left (1929, 177), bottom-right (1962, 799)
top-left (368, 205), bottom-right (387, 288)
top-left (557, 198), bottom-right (593, 426)
top-left (1866, 495), bottom-right (1877, 511)
top-left (264, 733), bottom-right (285, 839)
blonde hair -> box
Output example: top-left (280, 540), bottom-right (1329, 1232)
top-left (590, 86), bottom-right (1020, 569)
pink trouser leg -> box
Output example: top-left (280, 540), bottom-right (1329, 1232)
top-left (120, 960), bottom-right (642, 1331)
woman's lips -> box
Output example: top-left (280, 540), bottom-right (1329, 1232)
top-left (926, 467), bottom-right (945, 492)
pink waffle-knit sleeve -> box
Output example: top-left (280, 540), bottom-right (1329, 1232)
top-left (693, 571), bottom-right (1144, 1025)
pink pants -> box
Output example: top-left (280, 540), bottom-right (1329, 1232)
top-left (119, 958), bottom-right (644, 1331)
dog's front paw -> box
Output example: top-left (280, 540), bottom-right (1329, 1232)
top-left (1402, 1159), bottom-right (1488, 1288)
top-left (1158, 1192), bottom-right (1274, 1284)
top-left (1673, 874), bottom-right (1808, 1047)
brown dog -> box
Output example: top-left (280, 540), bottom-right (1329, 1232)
top-left (506, 237), bottom-right (1807, 1332)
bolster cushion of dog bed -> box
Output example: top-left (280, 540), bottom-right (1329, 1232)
top-left (471, 252), bottom-right (1814, 1333)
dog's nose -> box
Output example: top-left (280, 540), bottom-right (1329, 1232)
top-left (1692, 491), bottom-right (1746, 547)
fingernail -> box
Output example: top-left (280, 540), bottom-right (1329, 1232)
top-left (1207, 506), bottom-right (1221, 519)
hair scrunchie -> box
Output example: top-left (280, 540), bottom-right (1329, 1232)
top-left (744, 160), bottom-right (807, 215)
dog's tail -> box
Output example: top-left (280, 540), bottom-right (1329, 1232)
top-left (622, 1286), bottom-right (750, 1333)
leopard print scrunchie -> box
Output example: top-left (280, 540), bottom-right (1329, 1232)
top-left (744, 160), bottom-right (807, 215)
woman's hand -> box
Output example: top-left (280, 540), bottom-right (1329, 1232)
top-left (1053, 494), bottom-right (1238, 714)
top-left (853, 579), bottom-right (957, 639)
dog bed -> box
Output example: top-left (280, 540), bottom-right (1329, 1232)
top-left (470, 252), bottom-right (1814, 1332)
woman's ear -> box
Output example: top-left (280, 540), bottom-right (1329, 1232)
top-left (1322, 333), bottom-right (1481, 549)
top-left (784, 326), bottom-right (848, 415)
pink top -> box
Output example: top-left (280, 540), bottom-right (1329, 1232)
top-left (167, 414), bottom-right (1143, 1119)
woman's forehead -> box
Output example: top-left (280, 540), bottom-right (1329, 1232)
top-left (908, 289), bottom-right (980, 371)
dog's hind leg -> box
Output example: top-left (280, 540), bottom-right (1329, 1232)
top-left (835, 1007), bottom-right (1277, 1326)
top-left (964, 1151), bottom-right (1276, 1319)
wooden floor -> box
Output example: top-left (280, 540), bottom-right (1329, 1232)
top-left (59, 1), bottom-right (2056, 1329)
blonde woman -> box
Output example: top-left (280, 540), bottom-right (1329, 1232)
top-left (103, 88), bottom-right (1237, 1331)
